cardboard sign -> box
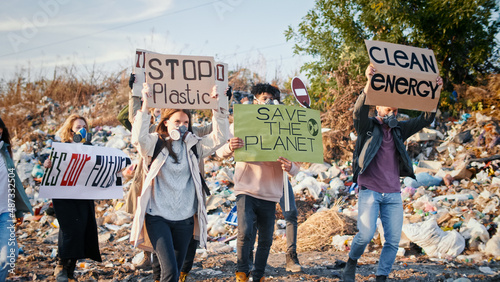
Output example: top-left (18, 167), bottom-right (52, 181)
top-left (144, 53), bottom-right (217, 109)
top-left (233, 104), bottom-right (323, 163)
top-left (291, 77), bottom-right (311, 108)
top-left (215, 62), bottom-right (229, 110)
top-left (133, 49), bottom-right (158, 98)
top-left (364, 40), bottom-right (442, 112)
top-left (39, 143), bottom-right (131, 199)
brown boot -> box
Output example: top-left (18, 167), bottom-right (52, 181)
top-left (235, 271), bottom-right (249, 282)
top-left (179, 271), bottom-right (188, 282)
top-left (285, 251), bottom-right (303, 272)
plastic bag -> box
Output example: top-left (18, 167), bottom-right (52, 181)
top-left (331, 235), bottom-right (353, 251)
top-left (485, 235), bottom-right (500, 257)
top-left (403, 218), bottom-right (465, 258)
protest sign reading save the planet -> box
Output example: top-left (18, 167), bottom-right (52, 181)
top-left (39, 143), bottom-right (131, 199)
top-left (144, 52), bottom-right (217, 109)
top-left (364, 40), bottom-right (442, 112)
top-left (233, 104), bottom-right (323, 163)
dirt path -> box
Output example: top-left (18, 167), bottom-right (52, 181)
top-left (11, 235), bottom-right (500, 282)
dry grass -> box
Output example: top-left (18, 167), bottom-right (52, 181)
top-left (320, 61), bottom-right (365, 163)
top-left (0, 66), bottom-right (130, 143)
top-left (272, 204), bottom-right (357, 253)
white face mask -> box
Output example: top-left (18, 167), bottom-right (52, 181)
top-left (167, 120), bottom-right (188, 141)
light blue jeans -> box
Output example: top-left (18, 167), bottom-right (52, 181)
top-left (348, 188), bottom-right (403, 276)
top-left (0, 212), bottom-right (18, 281)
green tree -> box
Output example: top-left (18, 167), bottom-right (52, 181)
top-left (285, 0), bottom-right (500, 109)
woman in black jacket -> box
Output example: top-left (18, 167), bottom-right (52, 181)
top-left (45, 114), bottom-right (101, 282)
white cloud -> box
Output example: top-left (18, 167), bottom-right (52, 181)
top-left (0, 0), bottom-right (174, 32)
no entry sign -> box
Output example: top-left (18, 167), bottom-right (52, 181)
top-left (291, 77), bottom-right (311, 108)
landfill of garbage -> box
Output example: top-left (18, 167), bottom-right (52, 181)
top-left (5, 90), bottom-right (500, 281)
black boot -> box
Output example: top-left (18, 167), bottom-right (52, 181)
top-left (54, 258), bottom-right (69, 282)
top-left (342, 257), bottom-right (357, 282)
top-left (67, 259), bottom-right (77, 282)
top-left (55, 258), bottom-right (77, 282)
top-left (376, 275), bottom-right (387, 281)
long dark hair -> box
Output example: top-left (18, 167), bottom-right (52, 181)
top-left (156, 109), bottom-right (193, 163)
top-left (0, 117), bottom-right (13, 157)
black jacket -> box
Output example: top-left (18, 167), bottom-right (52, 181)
top-left (352, 91), bottom-right (436, 182)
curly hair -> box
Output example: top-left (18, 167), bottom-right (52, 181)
top-left (156, 109), bottom-right (192, 163)
top-left (0, 117), bottom-right (13, 157)
top-left (59, 114), bottom-right (88, 143)
top-left (251, 83), bottom-right (280, 102)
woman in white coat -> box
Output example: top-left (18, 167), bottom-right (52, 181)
top-left (130, 85), bottom-right (228, 282)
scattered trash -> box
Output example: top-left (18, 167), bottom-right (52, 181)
top-left (7, 88), bottom-right (500, 280)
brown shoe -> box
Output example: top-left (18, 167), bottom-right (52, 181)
top-left (286, 252), bottom-right (303, 273)
top-left (235, 271), bottom-right (249, 282)
top-left (179, 271), bottom-right (188, 282)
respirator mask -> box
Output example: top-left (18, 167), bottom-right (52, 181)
top-left (257, 98), bottom-right (279, 105)
top-left (73, 127), bottom-right (91, 143)
top-left (381, 113), bottom-right (398, 128)
top-left (167, 121), bottom-right (188, 141)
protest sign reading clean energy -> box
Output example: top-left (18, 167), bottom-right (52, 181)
top-left (39, 143), bottom-right (131, 199)
top-left (364, 40), bottom-right (442, 112)
top-left (233, 104), bottom-right (323, 163)
top-left (144, 53), bottom-right (217, 109)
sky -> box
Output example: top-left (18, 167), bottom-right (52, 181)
top-left (0, 0), bottom-right (316, 84)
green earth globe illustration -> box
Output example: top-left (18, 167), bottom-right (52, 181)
top-left (307, 119), bottom-right (319, 136)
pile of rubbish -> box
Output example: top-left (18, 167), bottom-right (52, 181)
top-left (7, 94), bottom-right (500, 280)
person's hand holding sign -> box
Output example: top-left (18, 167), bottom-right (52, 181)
top-left (436, 76), bottom-right (443, 86)
top-left (277, 157), bottom-right (295, 172)
top-left (363, 65), bottom-right (376, 94)
top-left (141, 83), bottom-right (151, 112)
top-left (228, 137), bottom-right (244, 152)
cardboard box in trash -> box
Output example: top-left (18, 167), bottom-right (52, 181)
top-left (415, 160), bottom-right (442, 174)
top-left (408, 128), bottom-right (443, 142)
top-left (450, 164), bottom-right (473, 180)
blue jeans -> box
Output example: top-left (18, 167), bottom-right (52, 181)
top-left (348, 188), bottom-right (403, 276)
top-left (236, 195), bottom-right (276, 280)
top-left (0, 212), bottom-right (18, 281)
top-left (145, 214), bottom-right (194, 282)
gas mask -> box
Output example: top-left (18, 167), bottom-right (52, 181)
top-left (257, 98), bottom-right (279, 105)
top-left (73, 127), bottom-right (91, 143)
top-left (167, 121), bottom-right (188, 141)
top-left (381, 113), bottom-right (398, 128)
